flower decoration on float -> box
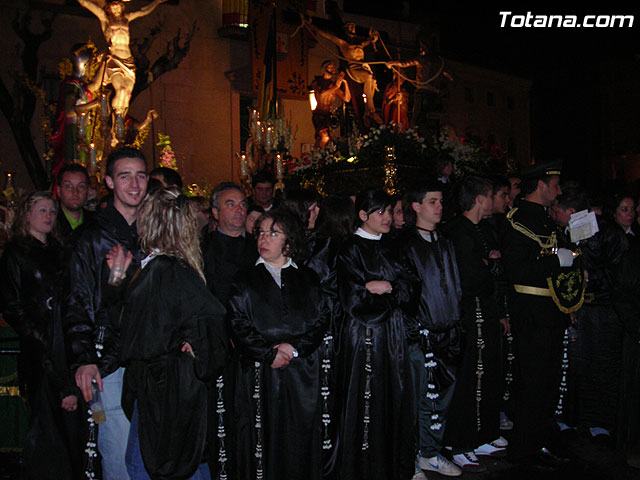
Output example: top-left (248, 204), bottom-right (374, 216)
top-left (157, 133), bottom-right (177, 170)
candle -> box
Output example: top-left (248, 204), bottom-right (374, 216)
top-left (275, 153), bottom-right (283, 177)
top-left (255, 121), bottom-right (263, 144)
top-left (90, 143), bottom-right (97, 169)
top-left (239, 152), bottom-right (248, 177)
top-left (78, 113), bottom-right (87, 136)
top-left (101, 94), bottom-right (109, 118)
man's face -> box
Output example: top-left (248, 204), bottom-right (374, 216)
top-left (540, 176), bottom-right (562, 206)
top-left (508, 177), bottom-right (521, 206)
top-left (213, 188), bottom-right (247, 235)
top-left (58, 171), bottom-right (89, 213)
top-left (253, 182), bottom-right (274, 208)
top-left (324, 62), bottom-right (337, 76)
top-left (493, 187), bottom-right (510, 214)
top-left (105, 157), bottom-right (148, 211)
top-left (478, 189), bottom-right (494, 217)
top-left (413, 191), bottom-right (443, 229)
top-left (108, 2), bottom-right (124, 17)
top-left (551, 204), bottom-right (573, 227)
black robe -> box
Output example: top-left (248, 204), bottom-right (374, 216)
top-left (611, 241), bottom-right (640, 455)
top-left (336, 234), bottom-right (419, 480)
top-left (443, 215), bottom-right (501, 451)
top-left (304, 231), bottom-right (343, 477)
top-left (201, 229), bottom-right (258, 478)
top-left (228, 262), bottom-right (330, 480)
top-left (0, 237), bottom-right (85, 479)
top-left (119, 256), bottom-right (229, 480)
top-left (400, 226), bottom-right (462, 348)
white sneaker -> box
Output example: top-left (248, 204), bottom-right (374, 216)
top-left (452, 451), bottom-right (487, 472)
top-left (412, 467), bottom-right (427, 480)
top-left (418, 454), bottom-right (462, 477)
top-left (493, 436), bottom-right (509, 447)
top-left (474, 441), bottom-right (507, 457)
top-left (500, 412), bottom-right (514, 430)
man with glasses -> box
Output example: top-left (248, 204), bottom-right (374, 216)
top-left (55, 163), bottom-right (93, 243)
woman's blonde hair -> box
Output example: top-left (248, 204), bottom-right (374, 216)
top-left (11, 191), bottom-right (61, 243)
top-left (137, 187), bottom-right (205, 281)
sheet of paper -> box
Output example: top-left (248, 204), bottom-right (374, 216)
top-left (568, 209), bottom-right (599, 242)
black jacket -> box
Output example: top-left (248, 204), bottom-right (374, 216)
top-left (399, 226), bottom-right (462, 334)
top-left (0, 236), bottom-right (76, 398)
top-left (63, 202), bottom-right (141, 377)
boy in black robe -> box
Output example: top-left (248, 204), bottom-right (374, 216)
top-left (442, 176), bottom-right (506, 472)
top-left (400, 179), bottom-right (464, 479)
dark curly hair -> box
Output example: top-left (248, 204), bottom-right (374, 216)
top-left (255, 209), bottom-right (308, 261)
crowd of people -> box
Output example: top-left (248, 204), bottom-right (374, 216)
top-left (1, 146), bottom-right (639, 480)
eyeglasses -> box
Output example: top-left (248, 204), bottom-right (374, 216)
top-left (61, 183), bottom-right (88, 192)
top-left (257, 230), bottom-right (283, 238)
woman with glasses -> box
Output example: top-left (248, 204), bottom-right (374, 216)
top-left (228, 209), bottom-right (329, 480)
top-left (336, 188), bottom-right (420, 480)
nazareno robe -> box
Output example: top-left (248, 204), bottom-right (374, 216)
top-left (443, 215), bottom-right (501, 452)
top-left (119, 256), bottom-right (229, 480)
top-left (228, 261), bottom-right (330, 480)
top-left (201, 229), bottom-right (258, 478)
top-left (336, 234), bottom-right (420, 480)
top-left (304, 231), bottom-right (344, 477)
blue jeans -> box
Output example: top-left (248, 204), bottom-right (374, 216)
top-left (409, 347), bottom-right (456, 458)
top-left (98, 367), bottom-right (131, 480)
top-left (126, 402), bottom-right (211, 480)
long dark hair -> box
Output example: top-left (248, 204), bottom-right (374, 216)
top-left (280, 188), bottom-right (320, 230)
top-left (315, 195), bottom-right (355, 239)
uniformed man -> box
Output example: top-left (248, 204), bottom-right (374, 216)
top-left (501, 161), bottom-right (585, 469)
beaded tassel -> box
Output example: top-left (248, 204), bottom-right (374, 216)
top-left (503, 312), bottom-right (515, 402)
top-left (216, 375), bottom-right (228, 480)
top-left (554, 328), bottom-right (570, 417)
top-left (420, 328), bottom-right (442, 431)
top-left (321, 332), bottom-right (333, 450)
top-left (475, 297), bottom-right (485, 432)
top-left (94, 326), bottom-right (105, 359)
top-left (84, 407), bottom-right (98, 479)
top-left (253, 362), bottom-right (264, 479)
top-left (362, 327), bottom-right (372, 451)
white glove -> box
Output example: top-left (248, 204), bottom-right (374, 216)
top-left (556, 248), bottom-right (575, 267)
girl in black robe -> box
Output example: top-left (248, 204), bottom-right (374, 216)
top-left (336, 189), bottom-right (420, 480)
top-left (228, 209), bottom-right (329, 480)
top-left (284, 193), bottom-right (356, 477)
top-left (0, 191), bottom-right (84, 479)
top-left (118, 188), bottom-right (229, 480)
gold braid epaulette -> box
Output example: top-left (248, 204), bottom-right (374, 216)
top-left (506, 207), bottom-right (557, 251)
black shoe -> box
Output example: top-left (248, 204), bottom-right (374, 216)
top-left (513, 453), bottom-right (557, 473)
top-left (591, 433), bottom-right (615, 449)
top-left (538, 447), bottom-right (570, 467)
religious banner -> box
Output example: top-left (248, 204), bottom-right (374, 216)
top-left (250, 0), bottom-right (309, 108)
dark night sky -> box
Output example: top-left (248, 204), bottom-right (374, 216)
top-left (345, 1), bottom-right (640, 188)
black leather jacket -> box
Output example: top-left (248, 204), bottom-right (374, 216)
top-left (63, 202), bottom-right (141, 377)
top-left (0, 236), bottom-right (76, 397)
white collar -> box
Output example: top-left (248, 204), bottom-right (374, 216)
top-left (255, 257), bottom-right (298, 269)
top-left (355, 227), bottom-right (382, 240)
